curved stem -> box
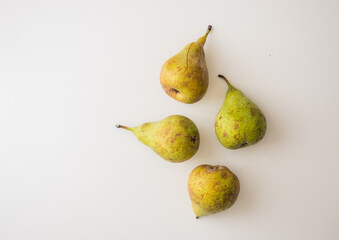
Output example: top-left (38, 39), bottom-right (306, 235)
top-left (218, 74), bottom-right (233, 88)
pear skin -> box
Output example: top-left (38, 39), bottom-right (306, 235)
top-left (215, 75), bottom-right (267, 149)
top-left (117, 115), bottom-right (199, 163)
top-left (160, 25), bottom-right (212, 104)
top-left (188, 164), bottom-right (240, 218)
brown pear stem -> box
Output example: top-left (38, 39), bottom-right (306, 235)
top-left (116, 124), bottom-right (132, 131)
top-left (218, 74), bottom-right (233, 88)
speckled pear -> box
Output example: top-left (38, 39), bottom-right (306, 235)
top-left (116, 115), bottom-right (199, 163)
top-left (215, 74), bottom-right (267, 149)
top-left (160, 25), bottom-right (212, 104)
top-left (188, 164), bottom-right (240, 218)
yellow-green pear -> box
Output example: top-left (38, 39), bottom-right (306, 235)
top-left (160, 25), bottom-right (212, 104)
top-left (188, 164), bottom-right (240, 218)
top-left (116, 115), bottom-right (199, 163)
top-left (215, 74), bottom-right (267, 149)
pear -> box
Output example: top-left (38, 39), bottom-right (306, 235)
top-left (215, 74), bottom-right (267, 149)
top-left (188, 164), bottom-right (240, 218)
top-left (160, 25), bottom-right (212, 104)
top-left (116, 115), bottom-right (199, 163)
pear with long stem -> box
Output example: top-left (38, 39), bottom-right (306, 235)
top-left (215, 74), bottom-right (267, 149)
top-left (117, 115), bottom-right (200, 162)
top-left (160, 25), bottom-right (212, 104)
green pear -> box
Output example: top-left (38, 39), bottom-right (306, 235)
top-left (188, 164), bottom-right (240, 218)
top-left (116, 115), bottom-right (200, 163)
top-left (215, 74), bottom-right (267, 149)
top-left (160, 25), bottom-right (212, 104)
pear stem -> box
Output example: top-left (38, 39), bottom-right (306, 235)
top-left (116, 124), bottom-right (132, 131)
top-left (197, 25), bottom-right (212, 46)
top-left (218, 74), bottom-right (233, 88)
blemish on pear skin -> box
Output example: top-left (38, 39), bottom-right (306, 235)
top-left (141, 123), bottom-right (149, 130)
top-left (168, 59), bottom-right (176, 64)
top-left (193, 95), bottom-right (202, 103)
top-left (170, 88), bottom-right (180, 94)
top-left (163, 126), bottom-right (171, 135)
top-left (255, 135), bottom-right (263, 143)
top-left (188, 187), bottom-right (194, 196)
top-left (191, 136), bottom-right (197, 143)
top-left (183, 81), bottom-right (189, 86)
top-left (251, 108), bottom-right (256, 116)
top-left (219, 116), bottom-right (222, 120)
top-left (179, 120), bottom-right (186, 125)
top-left (163, 86), bottom-right (172, 96)
top-left (213, 181), bottom-right (220, 189)
top-left (223, 132), bottom-right (228, 137)
top-left (221, 171), bottom-right (229, 179)
top-left (206, 167), bottom-right (217, 173)
top-left (215, 122), bottom-right (218, 127)
top-left (191, 198), bottom-right (201, 206)
top-left (234, 124), bottom-right (239, 130)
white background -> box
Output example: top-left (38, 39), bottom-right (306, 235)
top-left (1, 0), bottom-right (339, 239)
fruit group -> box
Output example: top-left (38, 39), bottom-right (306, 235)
top-left (215, 74), bottom-right (267, 149)
top-left (160, 25), bottom-right (212, 104)
top-left (117, 115), bottom-right (200, 162)
top-left (188, 164), bottom-right (240, 218)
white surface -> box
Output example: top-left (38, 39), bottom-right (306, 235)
top-left (1, 0), bottom-right (339, 239)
